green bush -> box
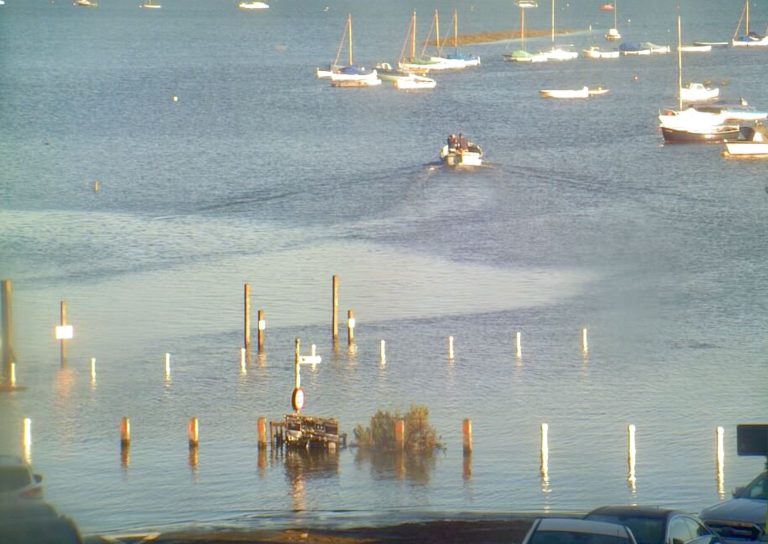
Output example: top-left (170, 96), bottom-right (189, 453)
top-left (353, 405), bottom-right (442, 452)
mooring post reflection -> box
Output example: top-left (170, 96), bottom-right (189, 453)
top-left (284, 447), bottom-right (340, 511)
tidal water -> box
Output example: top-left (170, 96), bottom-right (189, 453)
top-left (1, 0), bottom-right (767, 536)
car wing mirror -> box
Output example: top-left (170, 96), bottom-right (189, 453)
top-left (731, 486), bottom-right (745, 498)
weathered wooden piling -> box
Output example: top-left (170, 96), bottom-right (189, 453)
top-left (627, 423), bottom-right (636, 483)
top-left (188, 417), bottom-right (199, 449)
top-left (164, 352), bottom-right (171, 380)
top-left (257, 417), bottom-right (267, 449)
top-left (448, 336), bottom-right (455, 360)
top-left (394, 419), bottom-right (405, 450)
top-left (581, 327), bottom-right (589, 353)
top-left (347, 310), bottom-right (355, 346)
top-left (240, 348), bottom-right (247, 374)
top-left (515, 331), bottom-right (522, 358)
top-left (715, 426), bottom-right (725, 493)
top-left (90, 357), bottom-right (96, 384)
top-left (244, 283), bottom-right (251, 351)
top-left (9, 363), bottom-right (16, 388)
top-left (1, 280), bottom-right (14, 380)
top-left (22, 418), bottom-right (31, 463)
top-left (332, 275), bottom-right (339, 342)
top-left (540, 423), bottom-right (549, 477)
top-left (120, 417), bottom-right (131, 447)
top-left (58, 300), bottom-right (69, 365)
top-left (257, 309), bottom-right (265, 353)
top-left (462, 419), bottom-right (473, 454)
top-left (380, 340), bottom-right (386, 365)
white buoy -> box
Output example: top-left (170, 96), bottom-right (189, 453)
top-left (172, 95), bottom-right (178, 102)
top-left (581, 327), bottom-right (589, 353)
top-left (380, 339), bottom-right (386, 365)
top-left (164, 352), bottom-right (171, 379)
top-left (448, 336), bottom-right (454, 360)
top-left (90, 357), bottom-right (96, 384)
top-left (515, 331), bottom-right (522, 358)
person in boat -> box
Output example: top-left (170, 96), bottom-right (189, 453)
top-left (447, 134), bottom-right (458, 149)
top-left (458, 133), bottom-right (468, 151)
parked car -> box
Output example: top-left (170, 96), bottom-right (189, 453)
top-left (0, 501), bottom-right (82, 544)
top-left (585, 505), bottom-right (723, 544)
top-left (700, 470), bottom-right (767, 542)
top-left (0, 455), bottom-right (43, 503)
top-left (522, 517), bottom-right (639, 544)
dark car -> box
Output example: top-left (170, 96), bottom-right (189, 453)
top-left (700, 470), bottom-right (767, 542)
top-left (522, 517), bottom-right (639, 544)
top-left (0, 501), bottom-right (83, 544)
top-left (585, 506), bottom-right (722, 544)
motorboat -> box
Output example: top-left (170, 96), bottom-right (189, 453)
top-left (605, 28), bottom-right (621, 41)
top-left (680, 82), bottom-right (719, 103)
top-left (504, 50), bottom-right (548, 63)
top-left (393, 73), bottom-right (436, 90)
top-left (540, 87), bottom-right (589, 99)
top-left (619, 42), bottom-right (650, 55)
top-left (238, 1), bottom-right (269, 9)
top-left (723, 124), bottom-right (768, 157)
top-left (694, 100), bottom-right (768, 122)
top-left (441, 134), bottom-right (483, 167)
top-left (140, 0), bottom-right (162, 7)
top-left (541, 46), bottom-right (579, 61)
top-left (679, 44), bottom-right (712, 52)
top-left (600, 3), bottom-right (614, 12)
top-left (582, 46), bottom-right (620, 59)
top-left (640, 42), bottom-right (671, 54)
top-left (74, 0), bottom-right (98, 7)
top-left (330, 65), bottom-right (381, 88)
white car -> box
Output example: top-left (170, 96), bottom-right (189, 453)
top-left (522, 517), bottom-right (638, 544)
top-left (0, 455), bottom-right (43, 503)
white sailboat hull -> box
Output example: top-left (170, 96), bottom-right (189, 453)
top-left (540, 87), bottom-right (589, 99)
top-left (393, 74), bottom-right (436, 90)
top-left (330, 70), bottom-right (382, 87)
top-left (583, 47), bottom-right (619, 59)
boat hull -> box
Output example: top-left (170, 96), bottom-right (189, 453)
top-left (540, 87), bottom-right (589, 99)
top-left (723, 141), bottom-right (768, 157)
top-left (440, 144), bottom-right (483, 167)
top-left (661, 126), bottom-right (740, 143)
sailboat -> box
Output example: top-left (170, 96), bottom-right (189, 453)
top-left (376, 13), bottom-right (437, 89)
top-left (605, 0), bottom-right (621, 41)
top-left (504, 0), bottom-right (548, 63)
top-left (732, 0), bottom-right (768, 47)
top-left (328, 15), bottom-right (381, 88)
top-left (659, 17), bottom-right (740, 143)
top-left (238, 1), bottom-right (269, 10)
top-left (422, 11), bottom-right (470, 70)
top-left (397, 11), bottom-right (442, 74)
top-left (541, 0), bottom-right (578, 60)
top-left (73, 0), bottom-right (98, 7)
top-left (439, 10), bottom-right (481, 67)
top-left (140, 0), bottom-right (162, 8)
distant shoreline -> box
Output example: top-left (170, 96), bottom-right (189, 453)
top-left (436, 28), bottom-right (580, 46)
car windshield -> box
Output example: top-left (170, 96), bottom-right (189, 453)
top-left (738, 472), bottom-right (767, 499)
top-left (586, 515), bottom-right (664, 544)
top-left (529, 530), bottom-right (631, 544)
top-left (0, 466), bottom-right (32, 492)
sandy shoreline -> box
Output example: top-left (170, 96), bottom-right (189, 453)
top-left (83, 518), bottom-right (538, 544)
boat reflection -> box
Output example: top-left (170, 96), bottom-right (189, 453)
top-left (354, 449), bottom-right (436, 484)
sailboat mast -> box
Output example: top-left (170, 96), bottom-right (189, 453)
top-left (411, 11), bottom-right (416, 60)
top-left (551, 0), bottom-right (555, 44)
top-left (614, 0), bottom-right (618, 30)
top-left (454, 9), bottom-right (458, 52)
top-left (521, 6), bottom-right (525, 50)
top-left (434, 10), bottom-right (441, 55)
top-left (677, 15), bottom-right (682, 111)
top-left (746, 0), bottom-right (750, 35)
top-left (348, 14), bottom-right (353, 66)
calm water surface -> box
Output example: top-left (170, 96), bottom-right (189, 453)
top-left (1, 0), bottom-right (767, 536)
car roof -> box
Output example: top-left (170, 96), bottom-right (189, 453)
top-left (586, 506), bottom-right (684, 520)
top-left (0, 455), bottom-right (29, 467)
top-left (537, 517), bottom-right (632, 537)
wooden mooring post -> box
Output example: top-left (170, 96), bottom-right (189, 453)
top-left (1, 280), bottom-right (14, 381)
top-left (347, 310), bottom-right (355, 347)
top-left (244, 283), bottom-right (251, 351)
top-left (332, 275), bottom-right (339, 343)
top-left (257, 309), bottom-right (265, 353)
top-left (462, 419), bottom-right (473, 455)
